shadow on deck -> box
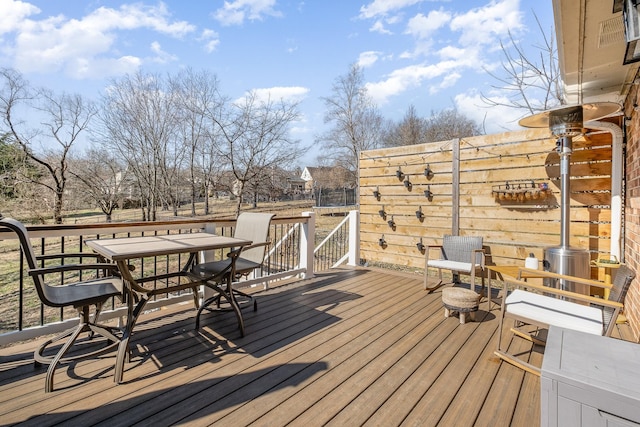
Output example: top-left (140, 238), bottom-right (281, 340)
top-left (0, 267), bottom-right (633, 426)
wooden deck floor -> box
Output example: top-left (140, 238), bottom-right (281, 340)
top-left (0, 267), bottom-right (634, 426)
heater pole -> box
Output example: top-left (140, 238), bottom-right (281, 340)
top-left (559, 135), bottom-right (572, 248)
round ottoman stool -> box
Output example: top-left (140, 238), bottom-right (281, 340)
top-left (441, 287), bottom-right (480, 324)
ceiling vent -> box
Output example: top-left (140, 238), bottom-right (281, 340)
top-left (599, 16), bottom-right (625, 47)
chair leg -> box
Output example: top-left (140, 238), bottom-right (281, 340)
top-left (195, 294), bottom-right (218, 330)
top-left (34, 328), bottom-right (76, 366)
top-left (35, 306), bottom-right (120, 368)
top-left (45, 322), bottom-right (86, 392)
top-left (232, 289), bottom-right (257, 311)
top-left (425, 267), bottom-right (445, 293)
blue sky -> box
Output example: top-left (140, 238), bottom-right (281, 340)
top-left (0, 0), bottom-right (554, 166)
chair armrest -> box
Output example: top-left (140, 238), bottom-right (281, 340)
top-left (223, 241), bottom-right (270, 259)
top-left (237, 240), bottom-right (270, 252)
top-left (503, 277), bottom-right (623, 309)
top-left (425, 245), bottom-right (444, 259)
top-left (517, 267), bottom-right (612, 290)
top-left (28, 263), bottom-right (119, 276)
top-left (35, 253), bottom-right (104, 262)
top-left (470, 248), bottom-right (486, 267)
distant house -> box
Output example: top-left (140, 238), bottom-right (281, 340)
top-left (232, 167), bottom-right (308, 203)
top-left (301, 166), bottom-right (355, 192)
top-left (301, 166), bottom-right (357, 207)
top-left (287, 176), bottom-right (306, 194)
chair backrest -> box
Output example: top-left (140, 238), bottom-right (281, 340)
top-left (602, 264), bottom-right (635, 334)
top-left (0, 217), bottom-right (54, 306)
top-left (233, 212), bottom-right (275, 265)
top-left (442, 235), bottom-right (484, 265)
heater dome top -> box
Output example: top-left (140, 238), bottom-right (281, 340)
top-left (518, 102), bottom-right (621, 133)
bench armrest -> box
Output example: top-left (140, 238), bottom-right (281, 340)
top-left (517, 267), bottom-right (612, 290)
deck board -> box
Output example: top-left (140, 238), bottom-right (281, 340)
top-left (0, 267), bottom-right (634, 426)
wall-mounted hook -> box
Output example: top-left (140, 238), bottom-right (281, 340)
top-left (373, 186), bottom-right (381, 200)
top-left (396, 167), bottom-right (404, 181)
top-left (424, 185), bottom-right (434, 201)
top-left (424, 164), bottom-right (434, 179)
top-left (415, 206), bottom-right (424, 219)
top-left (378, 205), bottom-right (387, 220)
top-left (378, 234), bottom-right (387, 247)
top-left (387, 215), bottom-right (396, 229)
top-left (416, 237), bottom-right (425, 252)
top-left (403, 175), bottom-right (412, 189)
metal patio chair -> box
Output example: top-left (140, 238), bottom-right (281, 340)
top-left (190, 212), bottom-right (274, 334)
top-left (0, 217), bottom-right (123, 392)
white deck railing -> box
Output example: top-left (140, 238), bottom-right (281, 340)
top-left (0, 210), bottom-right (360, 345)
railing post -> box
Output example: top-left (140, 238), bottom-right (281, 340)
top-left (301, 211), bottom-right (315, 279)
top-left (200, 222), bottom-right (218, 303)
top-left (347, 210), bottom-right (360, 266)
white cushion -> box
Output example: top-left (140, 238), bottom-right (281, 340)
top-left (505, 289), bottom-right (603, 335)
top-left (428, 259), bottom-right (474, 273)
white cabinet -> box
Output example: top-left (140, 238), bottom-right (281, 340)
top-left (541, 326), bottom-right (640, 426)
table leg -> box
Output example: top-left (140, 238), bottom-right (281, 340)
top-left (113, 260), bottom-right (151, 384)
top-left (486, 272), bottom-right (492, 312)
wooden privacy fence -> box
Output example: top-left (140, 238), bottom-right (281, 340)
top-left (359, 127), bottom-right (616, 277)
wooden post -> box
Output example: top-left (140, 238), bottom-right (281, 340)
top-left (347, 210), bottom-right (360, 266)
top-left (300, 211), bottom-right (316, 279)
top-left (452, 138), bottom-right (460, 236)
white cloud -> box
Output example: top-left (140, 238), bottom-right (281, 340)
top-left (0, 0), bottom-right (40, 34)
top-left (454, 91), bottom-right (525, 133)
top-left (360, 0), bottom-right (528, 105)
top-left (450, 0), bottom-right (523, 47)
top-left (87, 3), bottom-right (195, 37)
top-left (436, 45), bottom-right (485, 69)
top-left (370, 20), bottom-right (392, 35)
top-left (6, 2), bottom-right (195, 78)
top-left (429, 71), bottom-right (461, 94)
top-left (359, 0), bottom-right (425, 19)
top-left (366, 62), bottom-right (459, 104)
top-left (199, 29), bottom-right (220, 53)
top-left (405, 9), bottom-right (451, 39)
top-left (250, 86), bottom-right (310, 103)
top-left (67, 56), bottom-right (142, 80)
top-left (399, 10), bottom-right (452, 59)
top-left (358, 51), bottom-right (382, 68)
top-left (213, 0), bottom-right (282, 26)
top-left (150, 41), bottom-right (177, 64)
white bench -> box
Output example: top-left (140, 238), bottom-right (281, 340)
top-left (495, 265), bottom-right (635, 375)
top-left (423, 235), bottom-right (486, 293)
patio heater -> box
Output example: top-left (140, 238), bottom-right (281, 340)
top-left (518, 103), bottom-right (620, 293)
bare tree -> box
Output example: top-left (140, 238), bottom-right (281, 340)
top-left (97, 72), bottom-right (179, 221)
top-left (70, 148), bottom-right (129, 222)
top-left (170, 68), bottom-right (226, 216)
top-left (382, 105), bottom-right (428, 147)
top-left (424, 108), bottom-right (482, 142)
top-left (214, 91), bottom-right (301, 216)
top-left (382, 105), bottom-right (480, 147)
top-left (481, 13), bottom-right (562, 116)
top-left (318, 63), bottom-right (384, 188)
top-left (0, 68), bottom-right (96, 224)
